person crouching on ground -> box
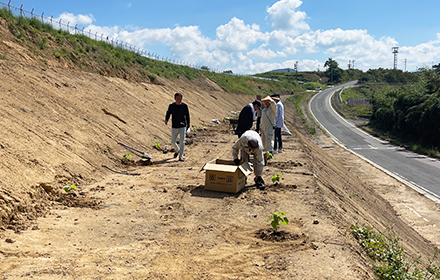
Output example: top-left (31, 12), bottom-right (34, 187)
top-left (232, 130), bottom-right (266, 190)
top-left (260, 96), bottom-right (277, 164)
top-left (164, 92), bottom-right (190, 162)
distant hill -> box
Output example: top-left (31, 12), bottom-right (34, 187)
top-left (270, 68), bottom-right (296, 73)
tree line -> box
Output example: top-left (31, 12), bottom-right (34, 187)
top-left (369, 68), bottom-right (440, 149)
top-left (321, 58), bottom-right (440, 150)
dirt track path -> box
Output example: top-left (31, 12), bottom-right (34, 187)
top-left (0, 122), bottom-right (378, 279)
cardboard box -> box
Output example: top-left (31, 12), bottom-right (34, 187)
top-left (202, 159), bottom-right (253, 193)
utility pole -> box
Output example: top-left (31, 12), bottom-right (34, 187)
top-left (392, 47), bottom-right (399, 69)
top-left (294, 61), bottom-right (299, 80)
top-left (404, 59), bottom-right (407, 72)
top-left (348, 59), bottom-right (355, 70)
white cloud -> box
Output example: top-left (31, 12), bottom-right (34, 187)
top-left (400, 36), bottom-right (440, 69)
top-left (215, 17), bottom-right (263, 52)
top-left (266, 0), bottom-right (309, 36)
top-left (266, 30), bottom-right (295, 47)
top-left (56, 12), bottom-right (95, 26)
top-left (168, 26), bottom-right (216, 65)
top-left (247, 46), bottom-right (286, 60)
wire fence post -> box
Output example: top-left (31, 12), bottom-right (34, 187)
top-left (40, 12), bottom-right (44, 23)
top-left (7, 0), bottom-right (11, 11)
top-left (30, 8), bottom-right (34, 18)
top-left (19, 4), bottom-right (22, 17)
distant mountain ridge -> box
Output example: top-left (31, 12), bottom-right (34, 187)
top-left (271, 68), bottom-right (295, 73)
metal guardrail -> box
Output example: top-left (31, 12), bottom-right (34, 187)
top-left (347, 98), bottom-right (371, 107)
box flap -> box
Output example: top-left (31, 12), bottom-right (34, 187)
top-left (201, 159), bottom-right (253, 176)
top-left (203, 162), bottom-right (239, 173)
top-left (200, 159), bottom-right (216, 172)
top-left (238, 162), bottom-right (253, 176)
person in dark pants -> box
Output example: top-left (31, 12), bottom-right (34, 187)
top-left (255, 95), bottom-right (264, 133)
top-left (235, 100), bottom-right (261, 138)
top-left (272, 95), bottom-right (284, 153)
top-left (164, 92), bottom-right (190, 162)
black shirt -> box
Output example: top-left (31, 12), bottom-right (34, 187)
top-left (165, 102), bottom-right (190, 129)
top-left (236, 104), bottom-right (254, 137)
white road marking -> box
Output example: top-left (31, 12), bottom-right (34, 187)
top-left (403, 203), bottom-right (429, 222)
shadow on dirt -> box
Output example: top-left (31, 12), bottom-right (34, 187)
top-left (180, 184), bottom-right (265, 199)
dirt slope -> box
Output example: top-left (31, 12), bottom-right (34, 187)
top-left (0, 18), bottom-right (439, 279)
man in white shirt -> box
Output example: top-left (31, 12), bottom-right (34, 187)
top-left (272, 95), bottom-right (284, 154)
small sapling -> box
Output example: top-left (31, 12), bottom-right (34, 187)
top-left (153, 140), bottom-right (161, 150)
top-left (63, 184), bottom-right (77, 193)
top-left (267, 211), bottom-right (289, 231)
top-left (266, 151), bottom-right (274, 160)
top-left (271, 173), bottom-right (282, 184)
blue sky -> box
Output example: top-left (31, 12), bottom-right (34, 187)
top-left (3, 0), bottom-right (440, 74)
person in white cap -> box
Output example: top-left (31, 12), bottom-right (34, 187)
top-left (232, 130), bottom-right (266, 190)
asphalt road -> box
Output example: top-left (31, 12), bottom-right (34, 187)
top-left (309, 81), bottom-right (440, 202)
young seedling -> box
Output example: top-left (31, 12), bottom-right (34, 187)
top-left (267, 211), bottom-right (289, 231)
top-left (123, 154), bottom-right (132, 161)
top-left (266, 151), bottom-right (274, 160)
top-left (153, 140), bottom-right (161, 150)
top-left (63, 184), bottom-right (77, 193)
top-left (271, 173), bottom-right (282, 184)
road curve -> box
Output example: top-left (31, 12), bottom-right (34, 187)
top-left (309, 81), bottom-right (440, 202)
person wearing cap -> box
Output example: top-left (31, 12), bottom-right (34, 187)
top-left (235, 100), bottom-right (262, 138)
top-left (271, 94), bottom-right (284, 154)
top-left (232, 130), bottom-right (265, 189)
top-left (260, 95), bottom-right (277, 149)
top-left (165, 92), bottom-right (190, 162)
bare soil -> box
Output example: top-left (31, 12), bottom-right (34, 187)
top-left (0, 18), bottom-right (439, 279)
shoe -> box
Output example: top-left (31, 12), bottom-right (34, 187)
top-left (178, 158), bottom-right (185, 162)
top-left (257, 184), bottom-right (266, 191)
top-left (278, 149), bottom-right (283, 153)
top-left (173, 152), bottom-right (178, 158)
top-left (273, 150), bottom-right (278, 154)
top-left (254, 176), bottom-right (265, 185)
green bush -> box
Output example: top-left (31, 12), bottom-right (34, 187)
top-left (351, 225), bottom-right (440, 279)
top-left (38, 37), bottom-right (47, 50)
